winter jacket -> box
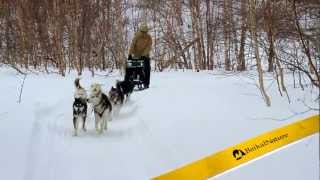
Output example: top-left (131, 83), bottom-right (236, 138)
top-left (129, 31), bottom-right (152, 58)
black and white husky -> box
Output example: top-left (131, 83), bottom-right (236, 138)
top-left (73, 78), bottom-right (88, 136)
top-left (109, 84), bottom-right (124, 117)
top-left (88, 83), bottom-right (112, 134)
top-left (109, 85), bottom-right (124, 105)
top-left (115, 79), bottom-right (134, 100)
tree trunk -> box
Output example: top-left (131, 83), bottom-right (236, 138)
top-left (223, 0), bottom-right (231, 71)
top-left (237, 0), bottom-right (247, 71)
top-left (250, 0), bottom-right (271, 106)
top-left (266, 0), bottom-right (274, 72)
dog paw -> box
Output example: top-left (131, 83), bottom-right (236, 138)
top-left (73, 132), bottom-right (78, 136)
top-left (82, 127), bottom-right (87, 132)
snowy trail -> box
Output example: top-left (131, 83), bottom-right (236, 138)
top-left (0, 69), bottom-right (318, 180)
top-left (22, 91), bottom-right (155, 180)
top-left (24, 102), bottom-right (70, 180)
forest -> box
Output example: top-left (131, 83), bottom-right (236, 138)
top-left (0, 0), bottom-right (319, 105)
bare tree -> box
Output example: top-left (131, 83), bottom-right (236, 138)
top-left (249, 0), bottom-right (271, 106)
top-left (237, 0), bottom-right (247, 71)
top-left (223, 0), bottom-right (232, 71)
top-left (0, 0), bottom-right (318, 93)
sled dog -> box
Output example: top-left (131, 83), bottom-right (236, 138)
top-left (73, 78), bottom-right (88, 136)
top-left (88, 83), bottom-right (112, 134)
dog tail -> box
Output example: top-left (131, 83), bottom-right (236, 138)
top-left (74, 78), bottom-right (82, 89)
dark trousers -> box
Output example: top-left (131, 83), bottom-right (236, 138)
top-left (143, 58), bottom-right (150, 86)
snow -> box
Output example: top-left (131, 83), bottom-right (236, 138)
top-left (0, 68), bottom-right (318, 180)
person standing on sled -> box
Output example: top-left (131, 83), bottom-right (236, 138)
top-left (127, 23), bottom-right (152, 89)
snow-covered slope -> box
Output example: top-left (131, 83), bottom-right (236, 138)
top-left (0, 68), bottom-right (318, 180)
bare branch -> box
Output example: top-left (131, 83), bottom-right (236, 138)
top-left (17, 74), bottom-right (27, 104)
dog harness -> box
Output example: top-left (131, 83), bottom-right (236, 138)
top-left (93, 94), bottom-right (111, 118)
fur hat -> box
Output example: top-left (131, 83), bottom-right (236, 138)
top-left (139, 23), bottom-right (149, 33)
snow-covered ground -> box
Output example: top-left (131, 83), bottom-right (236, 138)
top-left (0, 68), bottom-right (318, 180)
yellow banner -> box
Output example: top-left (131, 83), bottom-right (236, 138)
top-left (153, 115), bottom-right (319, 180)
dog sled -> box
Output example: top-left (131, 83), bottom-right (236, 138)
top-left (125, 57), bottom-right (146, 90)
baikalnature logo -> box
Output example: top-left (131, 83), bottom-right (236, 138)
top-left (232, 149), bottom-right (246, 160)
top-left (232, 133), bottom-right (288, 160)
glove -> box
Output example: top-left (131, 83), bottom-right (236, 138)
top-left (128, 54), bottom-right (132, 60)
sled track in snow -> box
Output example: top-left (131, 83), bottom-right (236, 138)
top-left (24, 102), bottom-right (69, 180)
top-left (22, 91), bottom-right (151, 180)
